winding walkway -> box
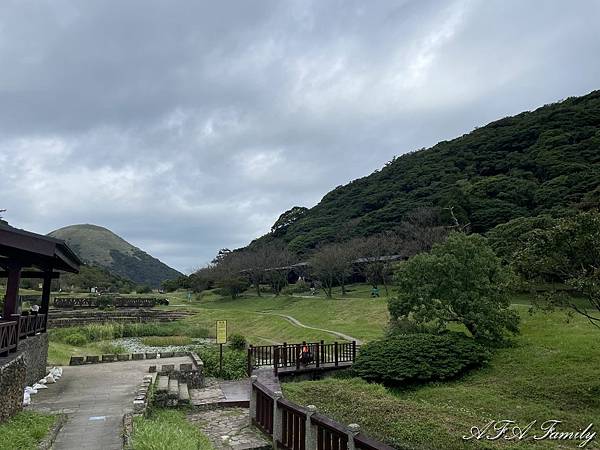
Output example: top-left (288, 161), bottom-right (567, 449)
top-left (256, 311), bottom-right (363, 345)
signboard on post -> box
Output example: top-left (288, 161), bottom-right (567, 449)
top-left (216, 320), bottom-right (227, 376)
top-left (216, 320), bottom-right (227, 344)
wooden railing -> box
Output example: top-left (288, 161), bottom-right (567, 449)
top-left (250, 377), bottom-right (396, 450)
top-left (247, 341), bottom-right (357, 375)
top-left (278, 397), bottom-right (307, 450)
top-left (0, 321), bottom-right (18, 356)
top-left (15, 314), bottom-right (46, 339)
top-left (253, 381), bottom-right (274, 435)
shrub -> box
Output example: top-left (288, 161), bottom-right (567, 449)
top-left (63, 332), bottom-right (89, 346)
top-left (198, 347), bottom-right (247, 380)
top-left (281, 279), bottom-right (308, 295)
top-left (228, 333), bottom-right (247, 351)
top-left (96, 295), bottom-right (114, 309)
top-left (353, 333), bottom-right (489, 386)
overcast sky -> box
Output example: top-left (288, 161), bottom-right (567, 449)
top-left (1, 0), bottom-right (599, 273)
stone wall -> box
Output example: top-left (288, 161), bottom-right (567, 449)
top-left (17, 333), bottom-right (49, 386)
top-left (0, 355), bottom-right (26, 422)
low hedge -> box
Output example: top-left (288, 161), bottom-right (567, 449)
top-left (353, 332), bottom-right (489, 386)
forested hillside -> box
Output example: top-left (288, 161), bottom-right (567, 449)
top-left (252, 90), bottom-right (600, 254)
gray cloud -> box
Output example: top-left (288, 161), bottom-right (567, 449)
top-left (1, 0), bottom-right (599, 272)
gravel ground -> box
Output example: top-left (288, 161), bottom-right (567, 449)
top-left (111, 337), bottom-right (215, 353)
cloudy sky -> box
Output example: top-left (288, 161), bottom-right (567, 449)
top-left (1, 0), bottom-right (599, 273)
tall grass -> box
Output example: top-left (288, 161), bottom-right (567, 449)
top-left (0, 411), bottom-right (57, 450)
top-left (50, 321), bottom-right (209, 345)
top-left (130, 409), bottom-right (213, 450)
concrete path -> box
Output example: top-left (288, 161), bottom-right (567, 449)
top-left (31, 356), bottom-right (191, 450)
top-left (190, 378), bottom-right (250, 408)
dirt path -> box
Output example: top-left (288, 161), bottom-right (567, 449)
top-left (256, 311), bottom-right (363, 345)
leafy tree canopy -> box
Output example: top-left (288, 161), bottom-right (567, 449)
top-left (389, 233), bottom-right (519, 344)
top-left (514, 211), bottom-right (600, 327)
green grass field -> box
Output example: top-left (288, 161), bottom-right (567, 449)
top-left (283, 305), bottom-right (600, 449)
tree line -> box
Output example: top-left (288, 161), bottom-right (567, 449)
top-left (163, 207), bottom-right (450, 298)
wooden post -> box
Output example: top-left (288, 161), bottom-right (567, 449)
top-left (247, 345), bottom-right (254, 376)
top-left (334, 341), bottom-right (339, 367)
top-left (272, 391), bottom-right (283, 448)
top-left (249, 375), bottom-right (258, 424)
top-left (305, 405), bottom-right (317, 449)
top-left (40, 271), bottom-right (52, 332)
top-left (283, 342), bottom-right (287, 367)
top-left (315, 343), bottom-right (320, 368)
top-left (320, 340), bottom-right (325, 364)
top-left (352, 340), bottom-right (357, 362)
top-left (296, 344), bottom-right (301, 370)
top-left (3, 262), bottom-right (21, 319)
top-left (273, 346), bottom-right (279, 375)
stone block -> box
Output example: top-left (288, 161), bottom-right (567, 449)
top-left (179, 363), bottom-right (193, 371)
top-left (149, 365), bottom-right (156, 373)
top-left (132, 353), bottom-right (144, 360)
top-left (117, 354), bottom-right (130, 361)
top-left (86, 355), bottom-right (100, 364)
top-left (133, 399), bottom-right (145, 413)
top-left (145, 352), bottom-right (157, 360)
top-left (70, 356), bottom-right (85, 366)
top-left (160, 351), bottom-right (174, 358)
top-left (161, 364), bottom-right (175, 373)
top-left (102, 354), bottom-right (116, 362)
top-left (173, 351), bottom-right (188, 357)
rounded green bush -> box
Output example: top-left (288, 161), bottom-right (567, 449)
top-left (354, 333), bottom-right (489, 386)
top-left (63, 332), bottom-right (89, 346)
top-left (228, 333), bottom-right (247, 350)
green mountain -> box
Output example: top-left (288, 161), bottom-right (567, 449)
top-left (49, 224), bottom-right (182, 287)
top-left (252, 90), bottom-right (600, 254)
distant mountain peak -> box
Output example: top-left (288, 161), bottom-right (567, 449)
top-left (48, 224), bottom-right (182, 287)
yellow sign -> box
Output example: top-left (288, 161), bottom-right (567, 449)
top-left (216, 320), bottom-right (227, 344)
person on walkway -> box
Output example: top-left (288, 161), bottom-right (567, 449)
top-left (309, 281), bottom-right (316, 296)
top-left (371, 285), bottom-right (380, 298)
top-left (299, 341), bottom-right (312, 366)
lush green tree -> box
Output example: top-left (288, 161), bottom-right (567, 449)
top-left (390, 233), bottom-right (519, 343)
top-left (486, 215), bottom-right (555, 262)
top-left (514, 211), bottom-right (600, 327)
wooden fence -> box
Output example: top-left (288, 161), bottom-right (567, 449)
top-left (250, 377), bottom-right (396, 450)
top-left (0, 321), bottom-right (18, 357)
top-left (247, 341), bottom-right (357, 375)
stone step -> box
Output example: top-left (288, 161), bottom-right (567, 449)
top-left (168, 377), bottom-right (179, 399)
top-left (156, 375), bottom-right (169, 393)
top-left (178, 382), bottom-right (190, 405)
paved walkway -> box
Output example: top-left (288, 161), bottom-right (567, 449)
top-left (188, 408), bottom-right (270, 449)
top-left (190, 378), bottom-right (250, 408)
top-left (31, 356), bottom-right (191, 450)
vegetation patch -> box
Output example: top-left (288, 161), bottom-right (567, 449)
top-left (198, 347), bottom-right (247, 380)
top-left (283, 306), bottom-right (600, 449)
top-left (0, 411), bottom-right (57, 450)
top-left (129, 409), bottom-right (212, 450)
top-left (353, 332), bottom-right (489, 386)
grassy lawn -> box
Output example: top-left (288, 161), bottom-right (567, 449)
top-left (282, 305), bottom-right (600, 449)
top-left (172, 286), bottom-right (390, 344)
top-left (0, 411), bottom-right (57, 450)
top-left (129, 409), bottom-right (213, 450)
